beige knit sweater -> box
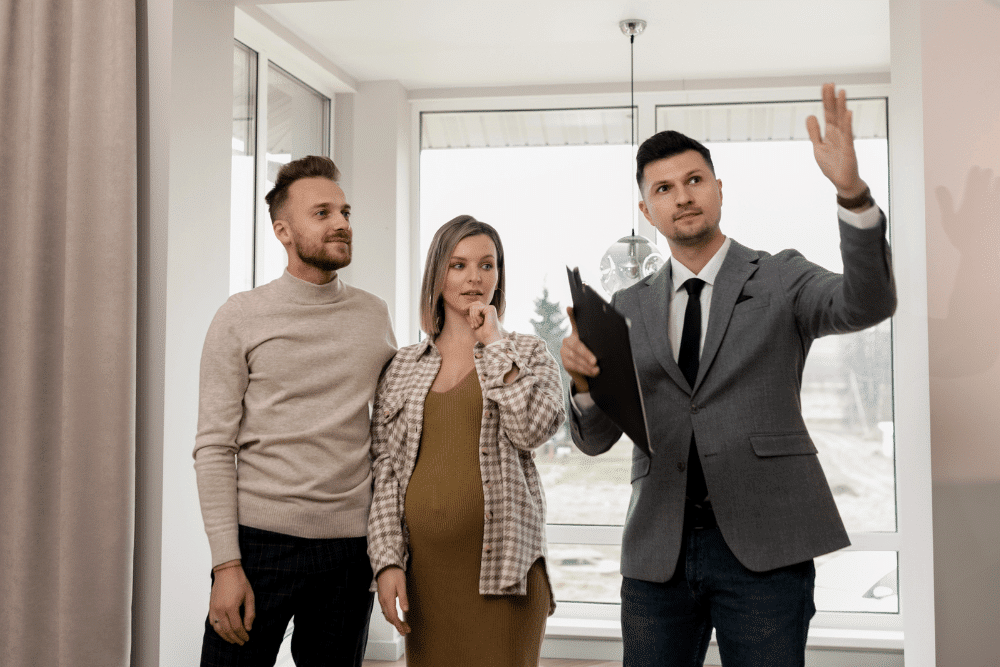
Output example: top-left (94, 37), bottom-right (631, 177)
top-left (194, 270), bottom-right (396, 566)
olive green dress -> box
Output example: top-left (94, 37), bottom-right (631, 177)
top-left (403, 369), bottom-right (550, 666)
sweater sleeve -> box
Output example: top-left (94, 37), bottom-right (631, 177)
top-left (478, 334), bottom-right (566, 451)
top-left (193, 298), bottom-right (249, 567)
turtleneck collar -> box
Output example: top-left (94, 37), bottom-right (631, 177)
top-left (276, 269), bottom-right (346, 305)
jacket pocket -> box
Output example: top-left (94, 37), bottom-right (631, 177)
top-left (372, 397), bottom-right (407, 456)
top-left (749, 432), bottom-right (817, 457)
top-left (732, 294), bottom-right (771, 314)
top-left (630, 453), bottom-right (651, 482)
top-left (373, 397), bottom-right (404, 426)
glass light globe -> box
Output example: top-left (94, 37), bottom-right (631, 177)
top-left (599, 235), bottom-right (665, 295)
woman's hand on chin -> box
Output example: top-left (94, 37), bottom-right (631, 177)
top-left (467, 301), bottom-right (502, 346)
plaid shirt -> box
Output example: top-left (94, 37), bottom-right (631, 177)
top-left (367, 331), bottom-right (564, 606)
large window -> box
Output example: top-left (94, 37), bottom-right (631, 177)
top-left (419, 97), bottom-right (899, 625)
top-left (229, 42), bottom-right (332, 294)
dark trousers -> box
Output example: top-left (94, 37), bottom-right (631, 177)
top-left (200, 526), bottom-right (375, 667)
top-left (621, 517), bottom-right (815, 667)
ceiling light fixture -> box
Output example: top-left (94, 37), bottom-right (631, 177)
top-left (599, 19), bottom-right (664, 295)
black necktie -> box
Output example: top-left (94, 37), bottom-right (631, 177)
top-left (678, 278), bottom-right (708, 503)
top-left (678, 278), bottom-right (705, 387)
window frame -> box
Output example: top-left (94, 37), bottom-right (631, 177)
top-left (233, 10), bottom-right (340, 292)
top-left (230, 39), bottom-right (258, 295)
top-left (410, 80), bottom-right (927, 649)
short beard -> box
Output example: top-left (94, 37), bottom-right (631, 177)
top-left (672, 227), bottom-right (713, 246)
top-left (670, 216), bottom-right (720, 248)
top-left (294, 240), bottom-right (351, 272)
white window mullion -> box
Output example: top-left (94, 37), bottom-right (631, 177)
top-left (252, 51), bottom-right (270, 287)
top-left (843, 532), bottom-right (900, 551)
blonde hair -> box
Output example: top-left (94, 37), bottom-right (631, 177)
top-left (420, 215), bottom-right (506, 338)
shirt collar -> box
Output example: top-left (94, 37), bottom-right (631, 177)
top-left (415, 337), bottom-right (437, 357)
top-left (668, 236), bottom-right (732, 292)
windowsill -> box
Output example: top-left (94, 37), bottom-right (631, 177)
top-left (545, 617), bottom-right (622, 640)
top-left (805, 627), bottom-right (903, 651)
top-left (544, 618), bottom-right (904, 652)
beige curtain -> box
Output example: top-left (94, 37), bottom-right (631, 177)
top-left (0, 1), bottom-right (137, 665)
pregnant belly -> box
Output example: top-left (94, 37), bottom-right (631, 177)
top-left (404, 452), bottom-right (486, 553)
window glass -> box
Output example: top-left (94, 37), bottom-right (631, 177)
top-left (256, 63), bottom-right (331, 286)
top-left (547, 543), bottom-right (622, 605)
top-left (420, 100), bottom-right (895, 607)
top-left (815, 550), bottom-right (898, 614)
top-left (230, 42), bottom-right (257, 294)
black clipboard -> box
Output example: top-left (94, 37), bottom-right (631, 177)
top-left (566, 266), bottom-right (653, 456)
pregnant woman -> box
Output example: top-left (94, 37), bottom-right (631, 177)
top-left (368, 215), bottom-right (565, 666)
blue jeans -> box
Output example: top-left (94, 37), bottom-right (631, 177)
top-left (621, 526), bottom-right (815, 667)
top-left (200, 526), bottom-right (374, 667)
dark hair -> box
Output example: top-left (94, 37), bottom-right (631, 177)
top-left (420, 215), bottom-right (506, 338)
top-left (635, 130), bottom-right (715, 192)
top-left (264, 155), bottom-right (341, 222)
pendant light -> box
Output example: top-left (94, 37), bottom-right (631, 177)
top-left (599, 19), bottom-right (665, 295)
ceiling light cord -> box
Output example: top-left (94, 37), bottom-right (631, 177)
top-left (630, 32), bottom-right (636, 235)
top-left (599, 19), bottom-right (663, 296)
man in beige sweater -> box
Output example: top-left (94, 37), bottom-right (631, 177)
top-left (194, 156), bottom-right (396, 666)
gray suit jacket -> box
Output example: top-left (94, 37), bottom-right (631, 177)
top-left (570, 217), bottom-right (897, 582)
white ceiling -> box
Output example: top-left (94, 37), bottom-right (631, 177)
top-left (258, 0), bottom-right (890, 92)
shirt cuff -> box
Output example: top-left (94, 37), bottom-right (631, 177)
top-left (570, 390), bottom-right (596, 415)
top-left (838, 203), bottom-right (882, 229)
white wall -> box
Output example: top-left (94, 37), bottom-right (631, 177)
top-left (920, 1), bottom-right (1000, 665)
top-left (342, 81), bottom-right (413, 344)
top-left (887, 0), bottom-right (938, 663)
top-left (159, 3), bottom-right (235, 666)
top-left (133, 0), bottom-right (172, 663)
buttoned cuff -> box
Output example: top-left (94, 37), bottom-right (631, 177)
top-left (476, 336), bottom-right (521, 388)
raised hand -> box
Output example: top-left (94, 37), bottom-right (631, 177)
top-left (806, 83), bottom-right (866, 199)
top-left (467, 301), bottom-right (502, 346)
top-left (559, 307), bottom-right (600, 393)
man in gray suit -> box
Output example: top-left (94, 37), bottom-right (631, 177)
top-left (560, 83), bottom-right (896, 666)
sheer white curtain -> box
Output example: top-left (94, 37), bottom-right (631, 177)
top-left (0, 1), bottom-right (137, 665)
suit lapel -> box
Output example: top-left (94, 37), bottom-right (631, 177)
top-left (638, 266), bottom-right (689, 391)
top-left (695, 240), bottom-right (760, 389)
